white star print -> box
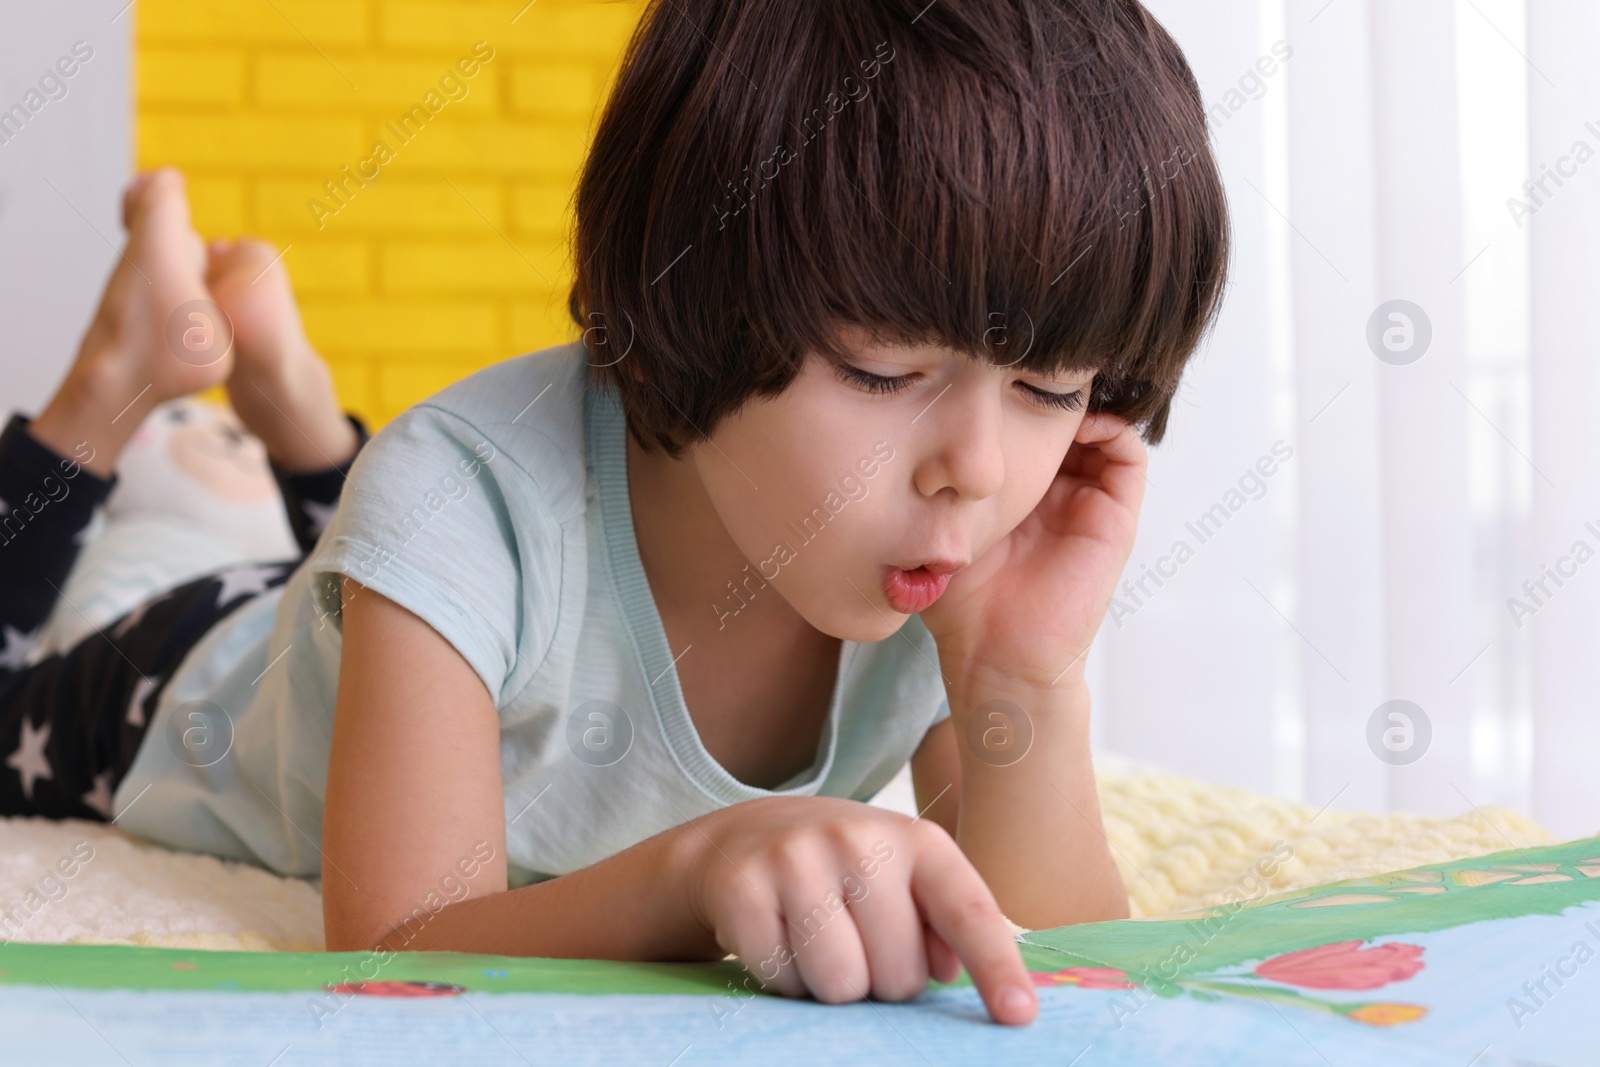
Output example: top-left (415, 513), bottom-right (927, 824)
top-left (6, 718), bottom-right (52, 800)
top-left (302, 499), bottom-right (338, 537)
top-left (214, 563), bottom-right (287, 609)
top-left (0, 624), bottom-right (43, 671)
top-left (126, 674), bottom-right (160, 727)
top-left (81, 770), bottom-right (113, 818)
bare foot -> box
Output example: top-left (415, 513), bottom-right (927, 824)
top-left (31, 168), bottom-right (231, 477)
top-left (206, 238), bottom-right (357, 474)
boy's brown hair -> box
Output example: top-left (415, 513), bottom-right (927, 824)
top-left (570, 0), bottom-right (1231, 457)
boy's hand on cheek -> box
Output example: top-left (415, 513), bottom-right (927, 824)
top-left (677, 796), bottom-right (1038, 1026)
top-left (920, 413), bottom-right (1148, 693)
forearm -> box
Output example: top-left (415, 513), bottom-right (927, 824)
top-left (947, 670), bottom-right (1129, 930)
top-left (363, 825), bottom-right (721, 961)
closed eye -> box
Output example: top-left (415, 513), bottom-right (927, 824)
top-left (1018, 382), bottom-right (1087, 412)
top-left (833, 362), bottom-right (1086, 413)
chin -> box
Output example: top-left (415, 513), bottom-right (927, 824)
top-left (806, 603), bottom-right (910, 644)
top-left (783, 571), bottom-right (911, 642)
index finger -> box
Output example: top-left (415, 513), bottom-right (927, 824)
top-left (909, 838), bottom-right (1037, 1026)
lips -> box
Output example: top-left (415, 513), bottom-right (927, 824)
top-left (882, 558), bottom-right (966, 614)
top-left (891, 558), bottom-right (965, 575)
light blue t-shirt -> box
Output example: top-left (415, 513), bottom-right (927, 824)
top-left (112, 341), bottom-right (951, 887)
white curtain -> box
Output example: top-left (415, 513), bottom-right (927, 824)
top-left (1088, 0), bottom-right (1600, 840)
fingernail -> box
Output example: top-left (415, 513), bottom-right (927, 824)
top-left (999, 984), bottom-right (1033, 1017)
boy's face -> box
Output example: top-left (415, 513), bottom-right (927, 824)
top-left (690, 325), bottom-right (1098, 642)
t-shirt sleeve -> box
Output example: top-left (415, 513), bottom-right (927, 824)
top-left (307, 403), bottom-right (561, 704)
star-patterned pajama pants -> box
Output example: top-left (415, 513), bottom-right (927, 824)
top-left (0, 409), bottom-right (369, 821)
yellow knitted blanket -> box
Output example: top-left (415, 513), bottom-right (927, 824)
top-left (1097, 766), bottom-right (1563, 919)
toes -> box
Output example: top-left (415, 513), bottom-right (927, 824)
top-left (127, 168), bottom-right (198, 249)
top-left (188, 231), bottom-right (210, 277)
top-left (121, 170), bottom-right (159, 229)
top-left (204, 238), bottom-right (238, 283)
top-left (207, 237), bottom-right (286, 291)
top-left (234, 238), bottom-right (281, 268)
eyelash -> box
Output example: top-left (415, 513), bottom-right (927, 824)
top-left (834, 362), bottom-right (1087, 413)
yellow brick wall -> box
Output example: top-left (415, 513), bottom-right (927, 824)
top-left (135, 0), bottom-right (645, 427)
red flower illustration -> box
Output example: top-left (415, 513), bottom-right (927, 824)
top-left (325, 980), bottom-right (465, 997)
top-left (1255, 940), bottom-right (1424, 990)
top-left (1031, 966), bottom-right (1138, 990)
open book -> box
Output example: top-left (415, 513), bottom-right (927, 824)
top-left (2, 835), bottom-right (1596, 1064)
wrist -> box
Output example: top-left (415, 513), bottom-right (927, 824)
top-left (661, 812), bottom-right (719, 945)
top-left (945, 660), bottom-right (1090, 716)
top-left (936, 638), bottom-right (1092, 696)
top-left (946, 671), bottom-right (1091, 772)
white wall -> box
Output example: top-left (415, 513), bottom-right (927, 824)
top-left (0, 2), bottom-right (132, 415)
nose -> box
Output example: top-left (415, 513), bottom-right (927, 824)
top-left (911, 373), bottom-right (1007, 502)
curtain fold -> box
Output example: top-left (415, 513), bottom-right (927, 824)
top-left (1527, 1), bottom-right (1600, 839)
top-left (1097, 0), bottom-right (1597, 837)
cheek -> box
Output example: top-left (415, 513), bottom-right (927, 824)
top-left (698, 383), bottom-right (890, 585)
top-left (704, 435), bottom-right (857, 564)
top-left (706, 380), bottom-right (878, 521)
top-left (1000, 428), bottom-right (1076, 523)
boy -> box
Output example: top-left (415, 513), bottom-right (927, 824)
top-left (2, 0), bottom-right (1228, 1027)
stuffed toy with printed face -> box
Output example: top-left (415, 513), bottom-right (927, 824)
top-left (32, 398), bottom-right (302, 662)
top-left (106, 397), bottom-right (298, 561)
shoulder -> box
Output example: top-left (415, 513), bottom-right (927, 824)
top-left (371, 341), bottom-right (591, 525)
top-left (307, 343), bottom-right (591, 701)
